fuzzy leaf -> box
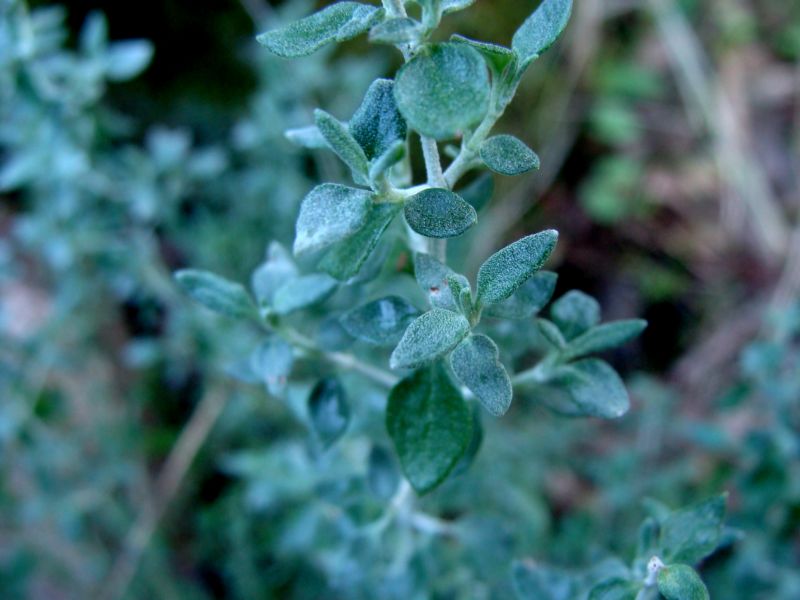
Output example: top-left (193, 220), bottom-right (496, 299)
top-left (272, 273), bottom-right (337, 315)
top-left (367, 445), bottom-right (400, 500)
top-left (536, 318), bottom-right (567, 349)
top-left (451, 34), bottom-right (516, 75)
top-left (394, 42), bottom-right (490, 140)
top-left (561, 319), bottom-right (647, 361)
top-left (256, 2), bottom-right (381, 58)
top-left (250, 337), bottom-right (294, 395)
top-left (477, 230), bottom-right (558, 306)
top-left (512, 0), bottom-right (573, 69)
top-left (293, 183), bottom-right (372, 256)
top-left (657, 565), bottom-right (709, 600)
top-left (386, 362), bottom-right (472, 493)
top-left (315, 109), bottom-right (370, 184)
top-left (451, 334), bottom-right (512, 416)
top-left (105, 40), bottom-right (154, 81)
top-left (320, 202), bottom-right (400, 281)
top-left (368, 140), bottom-right (406, 183)
top-left (404, 188), bottom-right (477, 238)
top-left (175, 269), bottom-right (255, 319)
top-left (587, 580), bottom-right (639, 600)
top-left (414, 252), bottom-right (463, 311)
top-left (659, 495), bottom-right (727, 564)
top-left (442, 0), bottom-right (475, 13)
top-left (480, 134), bottom-right (540, 176)
top-left (389, 308), bottom-right (470, 370)
top-left (369, 17), bottom-right (423, 45)
top-left (308, 377), bottom-right (349, 448)
top-left (550, 290), bottom-right (601, 340)
top-left (543, 358), bottom-right (629, 418)
top-left (457, 172), bottom-right (494, 212)
top-left (349, 79), bottom-right (407, 161)
top-left (340, 296), bottom-right (420, 346)
top-left (251, 242), bottom-right (298, 306)
top-left (484, 271), bottom-right (556, 320)
top-left (285, 125), bottom-right (327, 149)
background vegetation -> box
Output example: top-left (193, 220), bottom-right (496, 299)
top-left (1, 0), bottom-right (798, 598)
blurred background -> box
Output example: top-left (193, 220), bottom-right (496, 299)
top-left (1, 0), bottom-right (798, 598)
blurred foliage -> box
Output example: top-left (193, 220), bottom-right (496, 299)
top-left (1, 0), bottom-right (798, 598)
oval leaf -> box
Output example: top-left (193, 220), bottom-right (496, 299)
top-left (294, 183), bottom-right (372, 256)
top-left (250, 337), bottom-right (294, 396)
top-left (256, 2), bottom-right (382, 58)
top-left (349, 79), bottom-right (407, 161)
top-left (561, 319), bottom-right (647, 361)
top-left (389, 308), bottom-right (470, 370)
top-left (367, 445), bottom-right (400, 500)
top-left (272, 273), bottom-right (337, 315)
top-left (550, 290), bottom-right (601, 340)
top-left (480, 134), bottom-right (540, 176)
top-left (394, 42), bottom-right (490, 140)
top-left (543, 358), bottom-right (630, 419)
top-left (476, 229), bottom-right (558, 306)
top-left (308, 377), bottom-right (349, 448)
top-left (251, 242), bottom-right (299, 306)
top-left (315, 109), bottom-right (370, 184)
top-left (657, 565), bottom-right (709, 600)
top-left (386, 362), bottom-right (472, 493)
top-left (484, 271), bottom-right (557, 320)
top-left (450, 334), bottom-right (512, 416)
top-left (413, 252), bottom-right (462, 311)
top-left (659, 495), bottom-right (727, 564)
top-left (175, 269), bottom-right (254, 319)
top-left (404, 188), bottom-right (477, 238)
top-left (369, 17), bottom-right (423, 45)
top-left (340, 296), bottom-right (420, 346)
top-left (512, 0), bottom-right (573, 69)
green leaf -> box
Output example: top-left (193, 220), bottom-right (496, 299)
top-left (512, 0), bottom-right (573, 70)
top-left (394, 42), bottom-right (490, 140)
top-left (349, 79), bottom-right (407, 161)
top-left (480, 134), bottom-right (540, 176)
top-left (404, 188), bottom-right (477, 238)
top-left (369, 17), bottom-right (423, 45)
top-left (284, 125), bottom-right (327, 149)
top-left (511, 560), bottom-right (576, 600)
top-left (340, 296), bottom-right (420, 346)
top-left (484, 271), bottom-right (557, 320)
top-left (250, 337), bottom-right (294, 395)
top-left (659, 495), bottom-right (727, 564)
top-left (414, 252), bottom-right (463, 311)
top-left (542, 358), bottom-right (630, 418)
top-left (550, 290), bottom-right (601, 340)
top-left (389, 308), bottom-right (470, 370)
top-left (308, 377), bottom-right (349, 448)
top-left (175, 269), bottom-right (255, 319)
top-left (536, 318), bottom-right (567, 349)
top-left (315, 109), bottom-right (370, 184)
top-left (386, 362), bottom-right (472, 493)
top-left (587, 579), bottom-right (639, 600)
top-left (657, 565), bottom-right (710, 600)
top-left (367, 445), bottom-right (400, 500)
top-left (442, 0), bottom-right (475, 13)
top-left (251, 242), bottom-right (299, 306)
top-left (320, 202), bottom-right (400, 280)
top-left (451, 405), bottom-right (483, 476)
top-left (476, 230), bottom-right (558, 306)
top-left (368, 140), bottom-right (406, 183)
top-left (450, 334), bottom-right (512, 416)
top-left (272, 273), bottom-right (338, 315)
top-left (457, 172), bottom-right (494, 212)
top-left (451, 34), bottom-right (516, 75)
top-left (256, 2), bottom-right (382, 58)
top-left (561, 319), bottom-right (647, 361)
top-left (293, 183), bottom-right (372, 256)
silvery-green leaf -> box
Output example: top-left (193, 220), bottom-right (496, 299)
top-left (256, 2), bottom-right (382, 58)
top-left (394, 42), bottom-right (490, 140)
top-left (340, 296), bottom-right (420, 346)
top-left (480, 134), bottom-right (540, 176)
top-left (457, 172), bottom-right (494, 212)
top-left (320, 202), bottom-right (400, 280)
top-left (451, 34), bottom-right (516, 75)
top-left (369, 17), bottom-right (423, 45)
top-left (442, 0), bottom-right (475, 12)
top-left (308, 377), bottom-right (349, 448)
top-left (272, 273), bottom-right (337, 315)
top-left (659, 495), bottom-right (727, 564)
top-left (315, 109), bottom-right (370, 184)
top-left (250, 337), bottom-right (294, 395)
top-left (105, 40), bottom-right (153, 81)
top-left (451, 405), bottom-right (483, 476)
top-left (414, 252), bottom-right (462, 311)
top-left (404, 188), bottom-right (477, 238)
top-left (536, 318), bottom-right (567, 349)
top-left (389, 308), bottom-right (470, 370)
top-left (511, 560), bottom-right (576, 600)
top-left (368, 140), bottom-right (406, 183)
top-left (349, 79), bottom-right (407, 161)
top-left (477, 230), bottom-right (558, 306)
top-left (451, 334), bottom-right (512, 416)
top-left (251, 242), bottom-right (298, 306)
top-left (657, 565), bottom-right (709, 600)
top-left (293, 183), bottom-right (372, 256)
top-left (561, 319), bottom-right (647, 361)
top-left (386, 362), bottom-right (471, 493)
top-left (550, 290), bottom-right (601, 340)
top-left (541, 358), bottom-right (629, 418)
top-left (285, 125), bottom-right (327, 149)
top-left (175, 269), bottom-right (255, 319)
top-left (484, 271), bottom-right (557, 320)
top-left (587, 579), bottom-right (639, 600)
top-left (512, 0), bottom-right (573, 70)
top-left (367, 445), bottom-right (400, 500)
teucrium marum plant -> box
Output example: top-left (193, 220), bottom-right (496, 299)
top-left (176, 0), bottom-right (647, 495)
